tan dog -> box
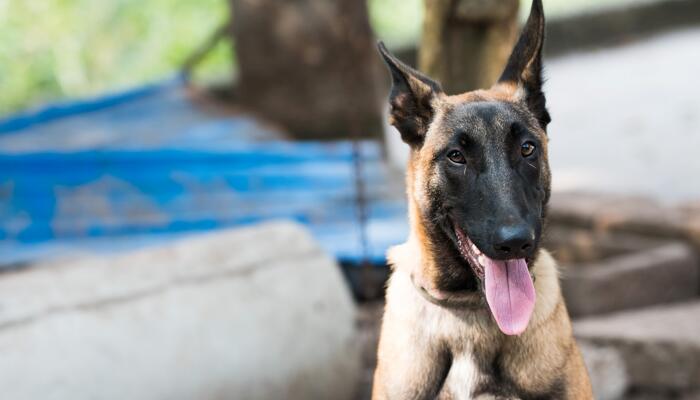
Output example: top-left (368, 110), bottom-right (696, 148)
top-left (372, 1), bottom-right (593, 398)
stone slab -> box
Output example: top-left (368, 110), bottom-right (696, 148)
top-left (575, 302), bottom-right (700, 395)
top-left (0, 221), bottom-right (360, 400)
top-left (549, 192), bottom-right (700, 250)
top-left (562, 242), bottom-right (698, 317)
top-left (578, 342), bottom-right (628, 400)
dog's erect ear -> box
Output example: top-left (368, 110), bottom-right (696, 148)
top-left (498, 0), bottom-right (550, 130)
top-left (377, 42), bottom-right (443, 146)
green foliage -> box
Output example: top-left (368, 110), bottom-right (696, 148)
top-left (370, 0), bottom-right (422, 48)
top-left (0, 0), bottom-right (230, 115)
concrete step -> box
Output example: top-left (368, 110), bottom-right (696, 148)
top-left (561, 241), bottom-right (698, 317)
top-left (575, 301), bottom-right (700, 399)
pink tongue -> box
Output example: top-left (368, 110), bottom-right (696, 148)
top-left (483, 257), bottom-right (536, 336)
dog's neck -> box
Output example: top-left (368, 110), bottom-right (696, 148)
top-left (388, 237), bottom-right (563, 329)
top-left (389, 228), bottom-right (484, 309)
top-left (412, 277), bottom-right (484, 309)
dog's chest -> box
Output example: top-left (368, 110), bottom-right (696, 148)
top-left (437, 353), bottom-right (481, 399)
top-left (437, 353), bottom-right (520, 400)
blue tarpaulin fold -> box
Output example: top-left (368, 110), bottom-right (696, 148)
top-left (0, 80), bottom-right (408, 266)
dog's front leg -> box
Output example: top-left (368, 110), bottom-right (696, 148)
top-left (371, 309), bottom-right (451, 400)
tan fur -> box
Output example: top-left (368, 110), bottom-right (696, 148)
top-left (372, 244), bottom-right (593, 399)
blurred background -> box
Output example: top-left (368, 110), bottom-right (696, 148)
top-left (0, 0), bottom-right (699, 399)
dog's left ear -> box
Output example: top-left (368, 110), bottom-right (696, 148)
top-left (498, 0), bottom-right (550, 130)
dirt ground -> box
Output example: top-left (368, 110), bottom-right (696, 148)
top-left (355, 301), bottom-right (384, 400)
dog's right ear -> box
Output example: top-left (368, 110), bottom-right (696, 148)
top-left (497, 0), bottom-right (550, 131)
top-left (377, 42), bottom-right (443, 147)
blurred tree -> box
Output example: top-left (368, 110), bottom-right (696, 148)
top-left (419, 0), bottom-right (519, 93)
top-left (229, 0), bottom-right (384, 140)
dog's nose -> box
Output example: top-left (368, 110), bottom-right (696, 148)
top-left (492, 224), bottom-right (535, 259)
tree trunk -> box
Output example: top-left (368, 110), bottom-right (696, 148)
top-left (229, 0), bottom-right (384, 141)
top-left (419, 0), bottom-right (520, 94)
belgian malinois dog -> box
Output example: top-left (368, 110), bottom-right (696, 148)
top-left (372, 1), bottom-right (593, 398)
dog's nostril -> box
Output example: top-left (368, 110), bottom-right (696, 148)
top-left (521, 243), bottom-right (532, 251)
top-left (496, 245), bottom-right (512, 253)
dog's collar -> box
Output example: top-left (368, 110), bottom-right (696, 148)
top-left (411, 275), bottom-right (484, 310)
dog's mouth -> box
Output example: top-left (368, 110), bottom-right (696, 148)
top-left (453, 225), bottom-right (537, 336)
top-left (454, 226), bottom-right (486, 280)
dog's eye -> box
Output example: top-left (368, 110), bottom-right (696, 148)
top-left (521, 141), bottom-right (536, 157)
top-left (447, 150), bottom-right (466, 164)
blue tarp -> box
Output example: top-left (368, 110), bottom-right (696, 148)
top-left (0, 79), bottom-right (408, 266)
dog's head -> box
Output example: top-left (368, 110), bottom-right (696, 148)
top-left (380, 0), bottom-right (550, 334)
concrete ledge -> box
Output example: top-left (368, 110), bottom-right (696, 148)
top-left (575, 302), bottom-right (700, 397)
top-left (546, 0), bottom-right (700, 56)
top-left (561, 242), bottom-right (698, 317)
top-left (549, 192), bottom-right (700, 249)
top-left (0, 221), bottom-right (360, 400)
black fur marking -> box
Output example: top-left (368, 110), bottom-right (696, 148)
top-left (433, 348), bottom-right (454, 399)
top-left (415, 99), bottom-right (550, 295)
top-left (436, 101), bottom-right (547, 261)
top-left (427, 188), bottom-right (481, 293)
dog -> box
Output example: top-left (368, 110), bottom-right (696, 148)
top-left (372, 1), bottom-right (593, 398)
